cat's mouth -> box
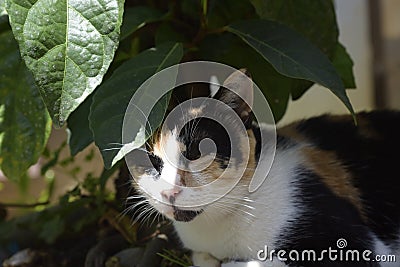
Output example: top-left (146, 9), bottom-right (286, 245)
top-left (173, 207), bottom-right (203, 222)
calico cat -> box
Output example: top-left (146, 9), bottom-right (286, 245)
top-left (129, 69), bottom-right (400, 267)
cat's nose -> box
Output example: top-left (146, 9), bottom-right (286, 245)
top-left (161, 187), bottom-right (182, 204)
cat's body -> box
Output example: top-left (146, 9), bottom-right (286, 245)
top-left (130, 70), bottom-right (400, 267)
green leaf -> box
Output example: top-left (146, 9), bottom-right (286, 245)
top-left (250, 0), bottom-right (338, 57)
top-left (207, 0), bottom-right (256, 29)
top-left (155, 23), bottom-right (187, 46)
top-left (289, 79), bottom-right (314, 100)
top-left (332, 42), bottom-right (356, 89)
top-left (67, 93), bottom-right (94, 156)
top-left (227, 19), bottom-right (354, 115)
top-left (89, 43), bottom-right (183, 168)
top-left (0, 0), bottom-right (6, 17)
top-left (0, 30), bottom-right (51, 181)
top-left (198, 33), bottom-right (290, 121)
top-left (38, 214), bottom-right (65, 244)
top-left (6, 0), bottom-right (124, 127)
top-left (249, 0), bottom-right (355, 100)
top-left (120, 6), bottom-right (163, 41)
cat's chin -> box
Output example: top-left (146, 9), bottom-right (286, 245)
top-left (172, 208), bottom-right (203, 222)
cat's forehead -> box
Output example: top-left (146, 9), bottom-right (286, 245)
top-left (153, 129), bottom-right (185, 154)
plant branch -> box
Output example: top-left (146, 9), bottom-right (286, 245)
top-left (0, 201), bottom-right (49, 208)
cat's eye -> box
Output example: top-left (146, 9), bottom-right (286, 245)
top-left (148, 153), bottom-right (163, 174)
top-left (128, 150), bottom-right (163, 178)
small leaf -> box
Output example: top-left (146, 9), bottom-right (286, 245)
top-left (89, 43), bottom-right (183, 168)
top-left (0, 30), bottom-right (51, 181)
top-left (120, 6), bottom-right (163, 41)
top-left (332, 42), bottom-right (356, 89)
top-left (6, 0), bottom-right (124, 126)
top-left (67, 94), bottom-right (94, 156)
top-left (227, 19), bottom-right (354, 115)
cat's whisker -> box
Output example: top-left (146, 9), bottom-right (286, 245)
top-left (102, 147), bottom-right (124, 151)
top-left (206, 193), bottom-right (255, 203)
top-left (211, 203), bottom-right (254, 224)
top-left (126, 195), bottom-right (146, 200)
top-left (209, 198), bottom-right (256, 210)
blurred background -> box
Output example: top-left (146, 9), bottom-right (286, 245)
top-left (0, 0), bottom-right (399, 217)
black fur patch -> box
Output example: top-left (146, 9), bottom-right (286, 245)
top-left (276, 168), bottom-right (379, 267)
top-left (251, 123), bottom-right (262, 161)
top-left (173, 208), bottom-right (203, 222)
top-left (295, 111), bottom-right (400, 244)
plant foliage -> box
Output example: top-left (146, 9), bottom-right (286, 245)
top-left (0, 0), bottom-right (356, 265)
top-left (0, 0), bottom-right (355, 182)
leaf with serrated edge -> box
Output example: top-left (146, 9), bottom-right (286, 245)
top-left (89, 43), bottom-right (183, 168)
top-left (6, 0), bottom-right (124, 127)
top-left (0, 30), bottom-right (51, 181)
top-left (227, 19), bottom-right (354, 115)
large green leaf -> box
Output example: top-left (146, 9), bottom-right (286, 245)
top-left (6, 0), bottom-right (124, 127)
top-left (291, 42), bottom-right (356, 100)
top-left (207, 0), bottom-right (256, 29)
top-left (227, 19), bottom-right (354, 115)
top-left (250, 0), bottom-right (338, 57)
top-left (249, 0), bottom-right (356, 100)
top-left (89, 43), bottom-right (183, 168)
top-left (0, 30), bottom-right (51, 181)
top-left (198, 33), bottom-right (290, 121)
top-left (67, 93), bottom-right (93, 156)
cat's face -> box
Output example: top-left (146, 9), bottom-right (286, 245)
top-left (129, 69), bottom-right (257, 222)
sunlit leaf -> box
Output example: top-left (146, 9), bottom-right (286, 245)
top-left (6, 0), bottom-right (124, 126)
top-left (0, 0), bottom-right (6, 17)
top-left (90, 43), bottom-right (183, 168)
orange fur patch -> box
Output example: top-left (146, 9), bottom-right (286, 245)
top-left (300, 146), bottom-right (365, 219)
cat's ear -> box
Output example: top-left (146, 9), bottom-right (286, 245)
top-left (213, 68), bottom-right (253, 127)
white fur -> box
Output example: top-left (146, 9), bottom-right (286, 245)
top-left (371, 235), bottom-right (399, 267)
top-left (173, 134), bottom-right (301, 266)
top-left (136, 123), bottom-right (400, 267)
